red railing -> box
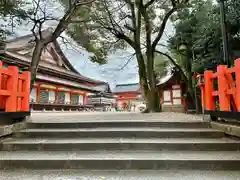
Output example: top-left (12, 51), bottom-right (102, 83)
top-left (198, 59), bottom-right (240, 112)
top-left (0, 61), bottom-right (30, 112)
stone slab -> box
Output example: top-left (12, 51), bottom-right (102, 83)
top-left (28, 121), bottom-right (210, 129)
top-left (211, 121), bottom-right (240, 138)
top-left (0, 150), bottom-right (240, 170)
top-left (2, 137), bottom-right (240, 151)
top-left (1, 170), bottom-right (240, 180)
top-left (1, 150), bottom-right (240, 160)
top-left (29, 112), bottom-right (204, 122)
top-left (16, 128), bottom-right (224, 138)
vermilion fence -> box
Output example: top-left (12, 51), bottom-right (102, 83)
top-left (198, 59), bottom-right (240, 115)
top-left (0, 61), bottom-right (30, 112)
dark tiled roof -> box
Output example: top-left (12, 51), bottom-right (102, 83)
top-left (113, 83), bottom-right (140, 93)
top-left (6, 30), bottom-right (108, 85)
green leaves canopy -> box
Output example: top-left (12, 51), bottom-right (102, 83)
top-left (60, 0), bottom-right (190, 64)
top-left (0, 0), bottom-right (29, 40)
top-left (169, 0), bottom-right (240, 73)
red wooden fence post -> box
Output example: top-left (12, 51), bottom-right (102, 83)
top-left (217, 65), bottom-right (230, 111)
top-left (235, 59), bottom-right (240, 111)
top-left (5, 66), bottom-right (18, 112)
top-left (17, 79), bottom-right (22, 111)
top-left (0, 61), bottom-right (3, 109)
top-left (0, 61), bottom-right (2, 85)
top-left (204, 70), bottom-right (215, 111)
top-left (21, 71), bottom-right (30, 111)
top-left (55, 87), bottom-right (59, 104)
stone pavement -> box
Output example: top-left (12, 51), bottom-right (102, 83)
top-left (29, 112), bottom-right (204, 122)
top-left (1, 170), bottom-right (240, 180)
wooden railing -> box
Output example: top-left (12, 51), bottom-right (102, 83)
top-left (0, 61), bottom-right (30, 112)
top-left (197, 59), bottom-right (240, 120)
top-left (203, 59), bottom-right (240, 112)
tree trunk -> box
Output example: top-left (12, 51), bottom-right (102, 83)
top-left (145, 45), bottom-right (160, 112)
top-left (137, 54), bottom-right (148, 103)
top-left (29, 41), bottom-right (44, 90)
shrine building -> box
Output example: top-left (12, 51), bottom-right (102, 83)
top-left (113, 83), bottom-right (144, 110)
top-left (1, 31), bottom-right (110, 111)
top-left (157, 68), bottom-right (186, 113)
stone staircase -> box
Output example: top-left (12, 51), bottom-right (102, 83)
top-left (0, 118), bottom-right (240, 173)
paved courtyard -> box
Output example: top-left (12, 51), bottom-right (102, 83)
top-left (29, 112), bottom-right (204, 122)
top-left (1, 170), bottom-right (240, 180)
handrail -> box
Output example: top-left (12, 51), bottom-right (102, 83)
top-left (198, 59), bottom-right (240, 112)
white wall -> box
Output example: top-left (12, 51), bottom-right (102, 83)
top-left (48, 90), bottom-right (56, 103)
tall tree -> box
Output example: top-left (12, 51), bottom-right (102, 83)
top-left (22, 0), bottom-right (94, 88)
top-left (62, 0), bottom-right (190, 112)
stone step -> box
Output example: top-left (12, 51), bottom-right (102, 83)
top-left (2, 138), bottom-right (240, 151)
top-left (27, 120), bottom-right (210, 129)
top-left (1, 170), bottom-right (240, 180)
top-left (16, 128), bottom-right (224, 138)
top-left (0, 150), bottom-right (240, 170)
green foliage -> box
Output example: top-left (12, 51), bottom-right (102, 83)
top-left (60, 0), bottom-right (127, 64)
top-left (0, 0), bottom-right (28, 40)
top-left (154, 53), bottom-right (169, 77)
top-left (60, 0), bottom-right (190, 65)
top-left (169, 0), bottom-right (240, 73)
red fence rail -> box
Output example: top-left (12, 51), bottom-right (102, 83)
top-left (198, 59), bottom-right (240, 113)
top-left (0, 61), bottom-right (30, 112)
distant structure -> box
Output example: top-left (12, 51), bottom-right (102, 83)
top-left (88, 92), bottom-right (116, 109)
top-left (157, 68), bottom-right (186, 113)
top-left (113, 83), bottom-right (144, 111)
top-left (113, 68), bottom-right (187, 112)
top-left (1, 30), bottom-right (110, 111)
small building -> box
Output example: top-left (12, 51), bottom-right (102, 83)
top-left (157, 69), bottom-right (186, 113)
top-left (1, 30), bottom-right (110, 111)
top-left (88, 92), bottom-right (116, 106)
top-left (113, 83), bottom-right (144, 111)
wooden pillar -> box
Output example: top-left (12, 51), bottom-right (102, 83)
top-left (36, 84), bottom-right (41, 103)
top-left (204, 70), bottom-right (215, 111)
top-left (170, 87), bottom-right (173, 105)
top-left (217, 65), bottom-right (230, 111)
top-left (0, 61), bottom-right (3, 109)
top-left (84, 94), bottom-right (88, 105)
top-left (70, 91), bottom-right (73, 105)
top-left (55, 87), bottom-right (59, 104)
top-left (235, 59), bottom-right (240, 111)
top-left (21, 71), bottom-right (30, 111)
top-left (17, 79), bottom-right (22, 111)
top-left (5, 66), bottom-right (18, 112)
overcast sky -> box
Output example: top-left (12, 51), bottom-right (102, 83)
top-left (8, 0), bottom-right (175, 90)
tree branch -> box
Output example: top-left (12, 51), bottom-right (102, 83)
top-left (144, 0), bottom-right (155, 8)
top-left (118, 52), bottom-right (136, 70)
top-left (75, 0), bottom-right (95, 6)
top-left (152, 7), bottom-right (177, 50)
top-left (115, 31), bottom-right (136, 49)
top-left (31, 21), bottom-right (38, 40)
top-left (155, 50), bottom-right (188, 82)
top-left (48, 0), bottom-right (95, 43)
